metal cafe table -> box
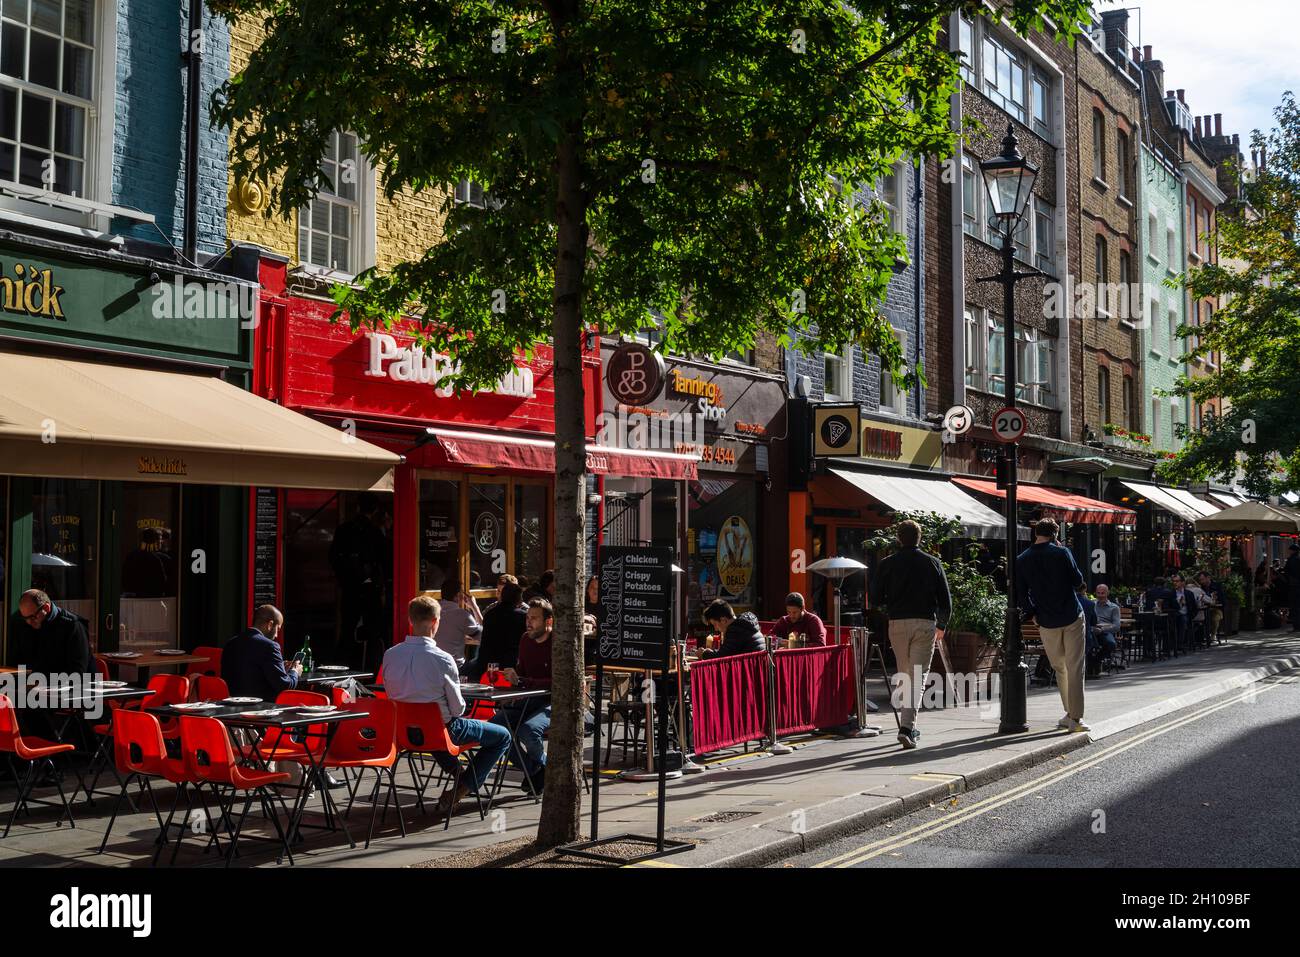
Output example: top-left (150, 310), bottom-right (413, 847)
top-left (146, 698), bottom-right (368, 864)
top-left (461, 685), bottom-right (552, 800)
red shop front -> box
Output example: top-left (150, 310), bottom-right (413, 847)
top-left (249, 256), bottom-right (602, 666)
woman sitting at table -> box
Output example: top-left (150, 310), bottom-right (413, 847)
top-left (464, 581), bottom-right (527, 682)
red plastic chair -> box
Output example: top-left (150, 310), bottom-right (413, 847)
top-left (184, 646), bottom-right (222, 678)
top-left (393, 700), bottom-right (488, 829)
top-left (93, 656), bottom-right (111, 681)
top-left (254, 690), bottom-right (330, 763)
top-left (194, 676), bottom-right (230, 702)
top-left (129, 675), bottom-right (191, 737)
top-left (0, 695), bottom-right (77, 838)
top-left (307, 701), bottom-right (404, 848)
top-left (466, 669), bottom-right (511, 722)
top-left (178, 715), bottom-right (292, 866)
top-left (98, 708), bottom-right (197, 859)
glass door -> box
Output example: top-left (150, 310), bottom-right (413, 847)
top-left (30, 478), bottom-right (100, 649)
top-left (467, 480), bottom-right (507, 594)
top-left (114, 483), bottom-right (181, 652)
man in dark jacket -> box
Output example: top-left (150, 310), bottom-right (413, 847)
top-left (702, 601), bottom-right (766, 657)
top-left (869, 520), bottom-right (952, 750)
top-left (1016, 519), bottom-right (1088, 733)
top-left (9, 589), bottom-right (92, 753)
top-left (221, 605), bottom-right (302, 702)
top-left (10, 588), bottom-right (92, 677)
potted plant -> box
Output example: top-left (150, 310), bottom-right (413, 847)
top-left (1222, 574), bottom-right (1246, 634)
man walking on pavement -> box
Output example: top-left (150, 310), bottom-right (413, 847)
top-left (1016, 519), bottom-right (1089, 733)
top-left (869, 519), bottom-right (951, 750)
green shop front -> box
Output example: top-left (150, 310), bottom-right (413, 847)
top-left (0, 236), bottom-right (395, 663)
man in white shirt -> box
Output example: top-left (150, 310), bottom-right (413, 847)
top-left (383, 595), bottom-right (510, 818)
top-left (434, 580), bottom-right (483, 668)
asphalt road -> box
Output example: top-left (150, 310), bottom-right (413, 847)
top-left (782, 669), bottom-right (1300, 868)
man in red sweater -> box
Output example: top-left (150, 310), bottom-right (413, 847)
top-left (491, 598), bottom-right (553, 793)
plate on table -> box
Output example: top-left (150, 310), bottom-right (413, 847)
top-left (171, 701), bottom-right (220, 711)
top-left (101, 652), bottom-right (142, 659)
top-left (313, 665), bottom-right (349, 672)
top-left (155, 649), bottom-right (188, 656)
top-left (222, 696), bottom-right (263, 705)
top-left (458, 682), bottom-right (493, 694)
top-left (91, 680), bottom-right (129, 689)
top-left (297, 705), bottom-right (338, 713)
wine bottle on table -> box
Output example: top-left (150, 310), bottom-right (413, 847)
top-left (300, 634), bottom-right (313, 674)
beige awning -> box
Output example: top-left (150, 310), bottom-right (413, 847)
top-left (0, 352), bottom-right (398, 491)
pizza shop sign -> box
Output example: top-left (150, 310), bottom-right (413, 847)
top-left (364, 332), bottom-right (534, 399)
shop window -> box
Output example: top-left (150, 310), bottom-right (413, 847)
top-left (687, 478), bottom-right (757, 632)
top-left (117, 483), bottom-right (179, 651)
top-left (30, 478), bottom-right (98, 649)
top-left (513, 482), bottom-right (549, 588)
top-left (418, 478), bottom-right (460, 592)
top-left (0, 0), bottom-right (95, 203)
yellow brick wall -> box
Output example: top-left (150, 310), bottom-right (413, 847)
top-left (225, 18), bottom-right (447, 269)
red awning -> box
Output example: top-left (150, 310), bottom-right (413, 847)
top-left (953, 477), bottom-right (1136, 526)
top-left (428, 428), bottom-right (698, 480)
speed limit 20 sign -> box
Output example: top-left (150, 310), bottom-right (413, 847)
top-left (992, 407), bottom-right (1028, 443)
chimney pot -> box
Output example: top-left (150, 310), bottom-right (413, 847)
top-left (1195, 117), bottom-right (1202, 138)
top-left (1132, 45), bottom-right (1141, 61)
top-left (1215, 114), bottom-right (1223, 137)
top-left (1233, 133), bottom-right (1240, 146)
top-left (1144, 44), bottom-right (1153, 60)
top-left (1177, 89), bottom-right (1185, 104)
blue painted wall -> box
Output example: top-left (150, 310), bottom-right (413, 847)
top-left (110, 0), bottom-right (229, 258)
top-left (786, 161), bottom-right (927, 425)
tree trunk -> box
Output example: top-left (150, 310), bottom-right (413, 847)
top-left (537, 22), bottom-right (588, 848)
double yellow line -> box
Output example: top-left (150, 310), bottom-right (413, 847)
top-left (815, 675), bottom-right (1295, 868)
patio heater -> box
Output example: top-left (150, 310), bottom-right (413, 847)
top-left (808, 556), bottom-right (880, 736)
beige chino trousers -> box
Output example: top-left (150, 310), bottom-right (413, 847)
top-left (1040, 614), bottom-right (1086, 721)
top-left (888, 618), bottom-right (937, 729)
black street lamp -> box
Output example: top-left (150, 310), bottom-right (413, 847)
top-left (978, 124), bottom-right (1039, 735)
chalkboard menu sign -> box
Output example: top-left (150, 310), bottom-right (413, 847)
top-left (597, 546), bottom-right (674, 669)
top-left (252, 487), bottom-right (279, 608)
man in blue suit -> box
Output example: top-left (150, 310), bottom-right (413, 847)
top-left (221, 605), bottom-right (302, 702)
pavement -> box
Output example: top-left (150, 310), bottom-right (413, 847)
top-left (2, 630), bottom-right (1298, 868)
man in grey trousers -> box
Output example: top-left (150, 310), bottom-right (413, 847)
top-left (869, 519), bottom-right (952, 750)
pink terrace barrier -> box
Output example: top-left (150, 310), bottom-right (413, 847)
top-left (689, 650), bottom-right (769, 754)
top-left (773, 644), bottom-right (857, 736)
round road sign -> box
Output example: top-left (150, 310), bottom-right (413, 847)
top-left (992, 407), bottom-right (1028, 443)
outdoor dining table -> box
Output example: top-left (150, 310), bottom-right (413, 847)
top-left (99, 652), bottom-right (210, 683)
top-left (460, 685), bottom-right (552, 800)
top-left (298, 668), bottom-right (375, 687)
top-left (146, 699), bottom-right (369, 864)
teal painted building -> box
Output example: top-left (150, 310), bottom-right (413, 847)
top-left (1137, 142), bottom-right (1188, 453)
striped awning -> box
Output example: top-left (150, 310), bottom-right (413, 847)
top-left (953, 478), bottom-right (1136, 526)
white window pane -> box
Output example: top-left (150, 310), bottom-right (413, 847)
top-left (65, 0), bottom-right (93, 44)
top-left (331, 200), bottom-right (351, 239)
top-left (332, 236), bottom-right (350, 271)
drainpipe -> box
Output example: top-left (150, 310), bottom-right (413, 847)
top-left (914, 159), bottom-right (924, 419)
top-left (182, 0), bottom-right (205, 263)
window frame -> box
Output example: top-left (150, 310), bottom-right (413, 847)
top-left (297, 130), bottom-right (374, 277)
top-left (1098, 365), bottom-right (1111, 425)
top-left (1092, 108), bottom-right (1107, 183)
top-left (0, 0), bottom-right (111, 228)
top-left (823, 345), bottom-right (853, 402)
top-left (877, 325), bottom-right (907, 416)
top-left (1116, 129), bottom-right (1130, 198)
